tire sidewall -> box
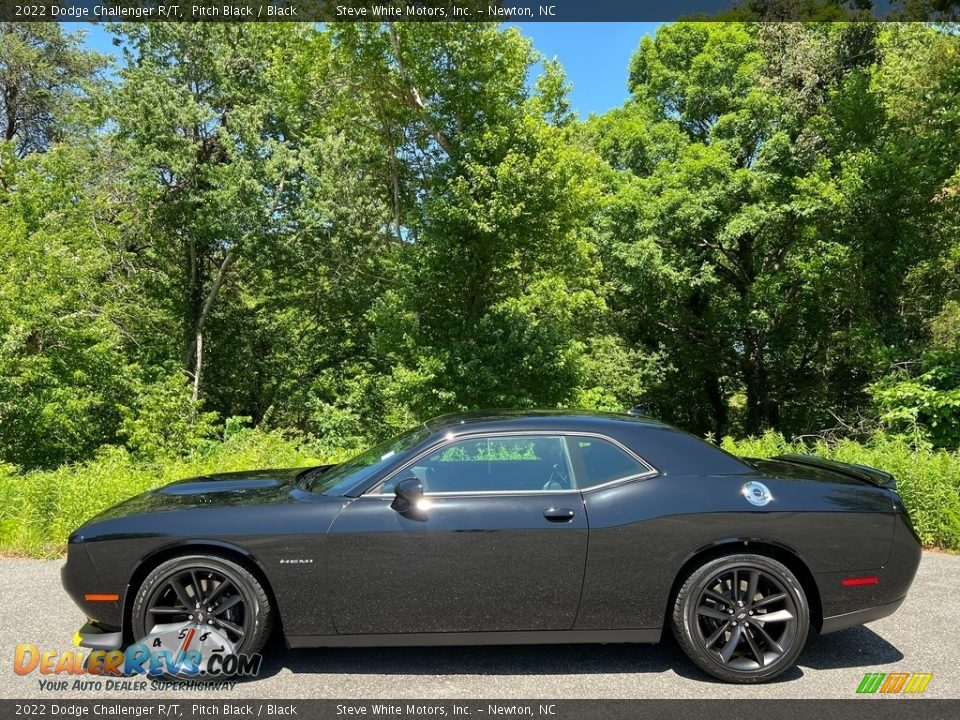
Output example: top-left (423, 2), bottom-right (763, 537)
top-left (676, 554), bottom-right (810, 683)
top-left (131, 554), bottom-right (265, 657)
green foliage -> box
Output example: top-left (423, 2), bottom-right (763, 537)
top-left (118, 371), bottom-right (221, 459)
top-left (721, 432), bottom-right (960, 551)
top-left (0, 23), bottom-right (107, 157)
top-left (0, 429), bottom-right (339, 558)
top-left (0, 144), bottom-right (132, 467)
top-left (870, 352), bottom-right (960, 449)
top-left (1, 21), bottom-right (960, 556)
top-left (435, 437), bottom-right (541, 462)
top-left (590, 22), bottom-right (960, 440)
top-left (0, 143), bottom-right (227, 468)
top-left (870, 295), bottom-right (960, 448)
top-left (324, 23), bottom-right (659, 426)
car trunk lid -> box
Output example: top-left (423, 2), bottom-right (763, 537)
top-left (767, 454), bottom-right (897, 491)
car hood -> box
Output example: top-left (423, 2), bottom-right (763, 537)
top-left (87, 466), bottom-right (328, 523)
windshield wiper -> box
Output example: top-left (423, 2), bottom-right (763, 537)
top-left (299, 465), bottom-right (332, 491)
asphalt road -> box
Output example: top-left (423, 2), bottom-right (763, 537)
top-left (0, 552), bottom-right (956, 699)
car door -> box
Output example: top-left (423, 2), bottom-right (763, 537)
top-left (323, 433), bottom-right (588, 635)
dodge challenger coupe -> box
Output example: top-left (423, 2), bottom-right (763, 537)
top-left (62, 410), bottom-right (921, 683)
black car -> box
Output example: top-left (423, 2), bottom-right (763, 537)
top-left (62, 410), bottom-right (921, 683)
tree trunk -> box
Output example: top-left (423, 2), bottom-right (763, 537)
top-left (183, 238), bottom-right (203, 373)
top-left (743, 332), bottom-right (779, 434)
top-left (704, 372), bottom-right (729, 436)
top-left (183, 248), bottom-right (237, 396)
top-left (180, 179), bottom-right (282, 397)
top-left (387, 23), bottom-right (455, 158)
top-left (191, 331), bottom-right (203, 402)
top-left (4, 83), bottom-right (18, 142)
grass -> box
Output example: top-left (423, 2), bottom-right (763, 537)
top-left (0, 429), bottom-right (957, 557)
top-left (722, 432), bottom-right (960, 551)
top-left (0, 429), bottom-right (345, 558)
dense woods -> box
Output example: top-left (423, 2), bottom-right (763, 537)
top-left (2, 21), bottom-right (960, 475)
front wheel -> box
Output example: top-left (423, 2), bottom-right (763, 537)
top-left (130, 554), bottom-right (273, 676)
top-left (672, 554), bottom-right (809, 683)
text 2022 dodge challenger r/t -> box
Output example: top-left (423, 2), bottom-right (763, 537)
top-left (62, 410), bottom-right (921, 683)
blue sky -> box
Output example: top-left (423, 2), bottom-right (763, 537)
top-left (515, 23), bottom-right (662, 116)
top-left (69, 22), bottom-right (662, 118)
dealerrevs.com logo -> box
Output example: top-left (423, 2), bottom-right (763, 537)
top-left (14, 627), bottom-right (262, 691)
top-left (856, 672), bottom-right (933, 695)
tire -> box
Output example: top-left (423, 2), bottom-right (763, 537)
top-left (671, 553), bottom-right (809, 683)
top-left (131, 554), bottom-right (273, 674)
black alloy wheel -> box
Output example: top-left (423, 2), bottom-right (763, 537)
top-left (672, 554), bottom-right (810, 683)
top-left (131, 554), bottom-right (272, 669)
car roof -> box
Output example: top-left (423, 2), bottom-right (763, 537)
top-left (423, 409), bottom-right (675, 437)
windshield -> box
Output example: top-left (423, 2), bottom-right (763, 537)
top-left (303, 425), bottom-right (432, 495)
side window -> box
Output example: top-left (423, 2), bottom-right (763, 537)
top-left (573, 437), bottom-right (650, 487)
top-left (388, 435), bottom-right (574, 494)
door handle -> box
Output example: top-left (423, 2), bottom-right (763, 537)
top-left (543, 508), bottom-right (575, 522)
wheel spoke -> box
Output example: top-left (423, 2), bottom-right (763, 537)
top-left (754, 609), bottom-right (793, 624)
top-left (169, 579), bottom-right (193, 609)
top-left (744, 626), bottom-right (765, 667)
top-left (704, 621), bottom-right (730, 648)
top-left (190, 570), bottom-right (204, 605)
top-left (731, 570), bottom-right (739, 601)
top-left (719, 625), bottom-right (742, 663)
top-left (146, 620), bottom-right (192, 637)
top-left (212, 594), bottom-right (242, 615)
top-left (704, 589), bottom-right (730, 606)
top-left (216, 618), bottom-right (245, 639)
top-left (697, 606), bottom-right (729, 620)
top-left (752, 592), bottom-right (786, 609)
top-left (204, 579), bottom-right (233, 607)
top-left (746, 571), bottom-right (759, 604)
top-left (752, 621), bottom-right (784, 655)
top-left (149, 607), bottom-right (188, 616)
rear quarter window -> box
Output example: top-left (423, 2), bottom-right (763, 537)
top-left (573, 437), bottom-right (650, 486)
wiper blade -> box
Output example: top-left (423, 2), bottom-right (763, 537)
top-left (299, 465), bottom-right (332, 491)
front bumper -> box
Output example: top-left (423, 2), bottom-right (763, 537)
top-left (74, 621), bottom-right (124, 651)
top-left (61, 543), bottom-right (125, 628)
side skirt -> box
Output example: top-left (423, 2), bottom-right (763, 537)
top-left (286, 628), bottom-right (661, 649)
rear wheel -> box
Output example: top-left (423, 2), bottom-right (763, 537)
top-left (672, 554), bottom-right (809, 683)
top-left (131, 554), bottom-right (272, 675)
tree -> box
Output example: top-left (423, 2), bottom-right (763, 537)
top-left (99, 24), bottom-right (405, 443)
top-left (0, 23), bottom-right (105, 158)
top-left (329, 23), bottom-right (659, 431)
top-left (866, 25), bottom-right (960, 447)
top-left (106, 24), bottom-right (320, 403)
top-left (589, 22), bottom-right (960, 438)
top-left (0, 144), bottom-right (133, 467)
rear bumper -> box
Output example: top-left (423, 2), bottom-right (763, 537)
top-left (74, 620), bottom-right (124, 651)
top-left (814, 507), bottom-right (921, 632)
top-left (819, 596), bottom-right (905, 635)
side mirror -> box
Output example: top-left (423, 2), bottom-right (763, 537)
top-left (391, 476), bottom-right (424, 514)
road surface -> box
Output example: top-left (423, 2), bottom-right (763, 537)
top-left (0, 551), bottom-right (955, 699)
